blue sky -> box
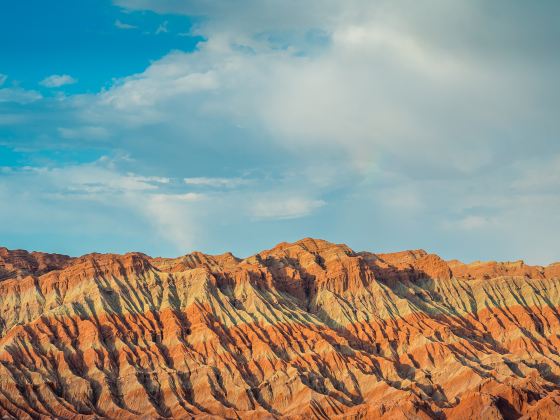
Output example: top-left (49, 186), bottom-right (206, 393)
top-left (1, 0), bottom-right (559, 263)
top-left (0, 0), bottom-right (201, 93)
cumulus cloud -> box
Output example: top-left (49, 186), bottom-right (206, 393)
top-left (87, 1), bottom-right (559, 179)
top-left (95, 52), bottom-right (219, 126)
top-left (40, 74), bottom-right (77, 88)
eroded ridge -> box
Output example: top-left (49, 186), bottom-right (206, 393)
top-left (0, 239), bottom-right (560, 419)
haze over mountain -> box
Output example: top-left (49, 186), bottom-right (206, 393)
top-left (1, 238), bottom-right (560, 419)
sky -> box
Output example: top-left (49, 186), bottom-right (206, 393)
top-left (1, 0), bottom-right (559, 263)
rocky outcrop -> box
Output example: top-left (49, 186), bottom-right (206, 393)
top-left (0, 238), bottom-right (559, 419)
top-left (0, 247), bottom-right (72, 280)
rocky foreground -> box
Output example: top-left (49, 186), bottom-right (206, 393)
top-left (1, 239), bottom-right (560, 419)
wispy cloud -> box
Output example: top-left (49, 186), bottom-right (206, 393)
top-left (114, 19), bottom-right (137, 30)
top-left (442, 215), bottom-right (495, 231)
top-left (184, 177), bottom-right (249, 188)
top-left (155, 20), bottom-right (168, 34)
top-left (0, 87), bottom-right (42, 104)
top-left (16, 163), bottom-right (170, 195)
top-left (40, 74), bottom-right (77, 88)
top-left (143, 193), bottom-right (196, 251)
top-left (0, 74), bottom-right (7, 86)
top-left (58, 126), bottom-right (110, 140)
top-left (252, 197), bottom-right (325, 220)
top-left (0, 159), bottom-right (198, 255)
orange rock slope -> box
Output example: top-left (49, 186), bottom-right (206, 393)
top-left (1, 238), bottom-right (560, 419)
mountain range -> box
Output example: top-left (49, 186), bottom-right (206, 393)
top-left (1, 238), bottom-right (560, 419)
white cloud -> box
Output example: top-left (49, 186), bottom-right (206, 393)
top-left (87, 6), bottom-right (551, 178)
top-left (115, 19), bottom-right (137, 29)
top-left (184, 177), bottom-right (249, 188)
top-left (443, 215), bottom-right (495, 231)
top-left (176, 192), bottom-right (204, 201)
top-left (0, 87), bottom-right (42, 104)
top-left (0, 74), bottom-right (7, 86)
top-left (143, 194), bottom-right (196, 251)
top-left (155, 20), bottom-right (168, 34)
top-left (0, 160), bottom-right (197, 253)
top-left (17, 160), bottom-right (170, 195)
top-left (40, 74), bottom-right (77, 88)
top-left (58, 126), bottom-right (110, 140)
top-left (98, 52), bottom-right (219, 114)
top-left (252, 197), bottom-right (325, 220)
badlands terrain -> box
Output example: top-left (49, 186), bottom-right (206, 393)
top-left (1, 238), bottom-right (560, 419)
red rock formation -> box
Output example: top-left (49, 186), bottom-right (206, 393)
top-left (0, 238), bottom-right (559, 419)
top-left (0, 247), bottom-right (72, 280)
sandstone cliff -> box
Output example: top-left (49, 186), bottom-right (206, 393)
top-left (0, 239), bottom-right (559, 419)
